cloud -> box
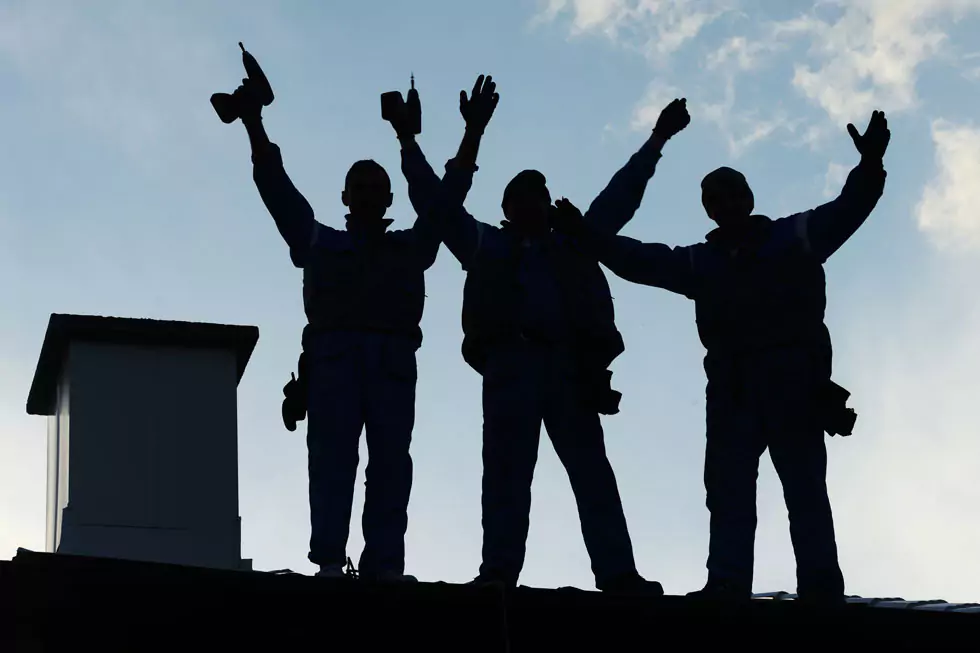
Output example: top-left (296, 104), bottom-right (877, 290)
top-left (823, 162), bottom-right (849, 198)
top-left (704, 35), bottom-right (779, 72)
top-left (776, 0), bottom-right (980, 124)
top-left (536, 1), bottom-right (802, 154)
top-left (915, 120), bottom-right (980, 252)
top-left (629, 80), bottom-right (682, 131)
top-left (535, 0), bottom-right (733, 60)
top-left (539, 0), bottom-right (980, 152)
top-left (701, 82), bottom-right (802, 157)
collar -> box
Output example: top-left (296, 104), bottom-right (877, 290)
top-left (501, 220), bottom-right (551, 243)
top-left (345, 215), bottom-right (394, 237)
top-left (705, 214), bottom-right (772, 249)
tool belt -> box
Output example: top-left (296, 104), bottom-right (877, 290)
top-left (513, 331), bottom-right (623, 416)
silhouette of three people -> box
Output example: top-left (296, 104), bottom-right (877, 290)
top-left (227, 56), bottom-right (889, 602)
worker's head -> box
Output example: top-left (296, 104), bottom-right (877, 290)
top-left (342, 160), bottom-right (393, 221)
top-left (502, 169), bottom-right (552, 231)
top-left (701, 166), bottom-right (754, 226)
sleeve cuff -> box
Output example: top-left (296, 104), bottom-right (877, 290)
top-left (637, 137), bottom-right (666, 162)
top-left (399, 138), bottom-right (422, 155)
top-left (252, 142), bottom-right (283, 167)
top-left (445, 157), bottom-right (479, 174)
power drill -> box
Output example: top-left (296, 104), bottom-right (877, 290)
top-left (211, 42), bottom-right (275, 124)
top-left (380, 74), bottom-right (421, 135)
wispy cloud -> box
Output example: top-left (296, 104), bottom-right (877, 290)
top-left (704, 35), bottom-right (781, 72)
top-left (823, 161), bottom-right (849, 198)
top-left (536, 0), bottom-right (980, 151)
top-left (774, 0), bottom-right (980, 124)
top-left (915, 119), bottom-right (980, 252)
top-left (534, 0), bottom-right (733, 60)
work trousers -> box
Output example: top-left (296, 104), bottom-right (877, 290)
top-left (479, 341), bottom-right (637, 586)
top-left (703, 350), bottom-right (844, 597)
top-left (306, 331), bottom-right (417, 573)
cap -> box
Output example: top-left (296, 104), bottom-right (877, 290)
top-left (502, 169), bottom-right (550, 210)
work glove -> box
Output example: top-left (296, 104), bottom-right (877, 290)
top-left (384, 80), bottom-right (422, 139)
top-left (847, 110), bottom-right (890, 163)
top-left (550, 197), bottom-right (589, 241)
top-left (234, 77), bottom-right (265, 124)
top-left (653, 98), bottom-right (691, 140)
top-left (459, 74), bottom-right (499, 134)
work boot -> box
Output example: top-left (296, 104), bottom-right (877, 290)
top-left (360, 570), bottom-right (419, 583)
top-left (686, 578), bottom-right (751, 602)
top-left (315, 563), bottom-right (346, 579)
top-left (468, 569), bottom-right (517, 589)
top-left (597, 571), bottom-right (664, 596)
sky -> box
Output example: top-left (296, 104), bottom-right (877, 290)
top-left (1, 0), bottom-right (979, 602)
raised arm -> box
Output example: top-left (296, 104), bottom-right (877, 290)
top-left (386, 76), bottom-right (497, 268)
top-left (396, 75), bottom-right (499, 270)
top-left (232, 76), bottom-right (331, 269)
top-left (554, 198), bottom-right (697, 298)
top-left (583, 98), bottom-right (691, 236)
top-left (395, 135), bottom-right (443, 268)
top-left (246, 121), bottom-right (319, 266)
top-left (798, 111), bottom-right (890, 263)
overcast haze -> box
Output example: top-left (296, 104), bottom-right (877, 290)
top-left (1, 0), bottom-right (978, 602)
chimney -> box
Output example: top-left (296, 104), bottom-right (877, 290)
top-left (26, 314), bottom-right (259, 571)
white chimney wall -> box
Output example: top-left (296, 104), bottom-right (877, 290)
top-left (28, 314), bottom-right (258, 571)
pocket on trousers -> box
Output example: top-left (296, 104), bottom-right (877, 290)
top-left (308, 337), bottom-right (356, 392)
top-left (382, 342), bottom-right (418, 383)
top-left (481, 346), bottom-right (525, 389)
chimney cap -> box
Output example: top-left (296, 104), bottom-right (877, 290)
top-left (27, 314), bottom-right (259, 416)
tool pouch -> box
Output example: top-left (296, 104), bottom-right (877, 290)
top-left (819, 379), bottom-right (857, 437)
top-left (281, 351), bottom-right (309, 432)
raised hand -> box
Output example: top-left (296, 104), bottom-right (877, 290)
top-left (847, 110), bottom-right (890, 162)
top-left (460, 74), bottom-right (499, 133)
top-left (233, 77), bottom-right (265, 123)
top-left (550, 197), bottom-right (585, 234)
top-left (653, 98), bottom-right (690, 140)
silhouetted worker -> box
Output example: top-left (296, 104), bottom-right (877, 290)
top-left (552, 111), bottom-right (891, 604)
top-left (231, 75), bottom-right (441, 583)
top-left (392, 74), bottom-right (691, 592)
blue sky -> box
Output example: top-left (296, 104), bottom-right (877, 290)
top-left (2, 0), bottom-right (979, 602)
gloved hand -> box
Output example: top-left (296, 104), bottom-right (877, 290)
top-left (847, 110), bottom-right (890, 163)
top-left (550, 197), bottom-right (586, 236)
top-left (384, 80), bottom-right (422, 139)
top-left (459, 74), bottom-right (499, 134)
top-left (234, 77), bottom-right (265, 124)
top-left (653, 98), bottom-right (690, 140)
top-left (385, 99), bottom-right (415, 140)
